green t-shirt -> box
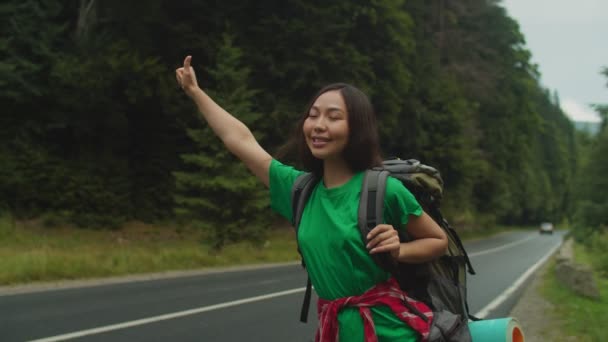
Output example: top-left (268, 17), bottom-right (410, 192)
top-left (269, 159), bottom-right (423, 342)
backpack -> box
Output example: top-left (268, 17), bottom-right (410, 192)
top-left (291, 158), bottom-right (477, 341)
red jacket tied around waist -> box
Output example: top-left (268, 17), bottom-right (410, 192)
top-left (316, 277), bottom-right (433, 342)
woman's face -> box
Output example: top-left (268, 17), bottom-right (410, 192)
top-left (303, 90), bottom-right (350, 162)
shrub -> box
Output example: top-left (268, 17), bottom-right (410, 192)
top-left (589, 230), bottom-right (608, 277)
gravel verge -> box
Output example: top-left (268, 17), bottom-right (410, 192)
top-left (509, 240), bottom-right (577, 342)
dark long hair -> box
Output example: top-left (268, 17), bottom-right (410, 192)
top-left (278, 83), bottom-right (383, 176)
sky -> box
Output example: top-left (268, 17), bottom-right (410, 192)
top-left (501, 0), bottom-right (608, 123)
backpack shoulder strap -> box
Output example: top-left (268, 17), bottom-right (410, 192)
top-left (290, 172), bottom-right (317, 323)
top-left (359, 169), bottom-right (397, 272)
top-left (359, 169), bottom-right (390, 235)
top-left (291, 172), bottom-right (317, 229)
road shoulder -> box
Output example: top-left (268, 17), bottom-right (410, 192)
top-left (509, 254), bottom-right (580, 342)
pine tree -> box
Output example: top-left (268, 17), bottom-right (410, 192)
top-left (173, 33), bottom-right (269, 249)
top-left (573, 66), bottom-right (608, 231)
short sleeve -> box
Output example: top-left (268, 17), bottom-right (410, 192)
top-left (383, 176), bottom-right (423, 229)
top-left (269, 159), bottom-right (306, 223)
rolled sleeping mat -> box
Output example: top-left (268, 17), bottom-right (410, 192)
top-left (468, 317), bottom-right (524, 342)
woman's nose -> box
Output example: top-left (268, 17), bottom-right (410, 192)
top-left (313, 116), bottom-right (326, 131)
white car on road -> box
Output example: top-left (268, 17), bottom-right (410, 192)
top-left (539, 222), bottom-right (554, 235)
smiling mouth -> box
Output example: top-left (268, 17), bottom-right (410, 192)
top-left (311, 137), bottom-right (330, 148)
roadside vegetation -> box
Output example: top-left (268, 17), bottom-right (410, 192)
top-left (537, 66), bottom-right (608, 340)
top-left (0, 212), bottom-right (298, 286)
top-left (541, 236), bottom-right (608, 341)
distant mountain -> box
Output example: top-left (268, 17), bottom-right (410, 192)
top-left (574, 121), bottom-right (601, 135)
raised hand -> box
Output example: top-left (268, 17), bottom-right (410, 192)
top-left (175, 55), bottom-right (199, 97)
top-left (366, 224), bottom-right (400, 260)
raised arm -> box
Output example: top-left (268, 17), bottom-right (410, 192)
top-left (175, 56), bottom-right (272, 187)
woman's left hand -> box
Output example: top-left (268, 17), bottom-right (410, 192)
top-left (366, 224), bottom-right (400, 259)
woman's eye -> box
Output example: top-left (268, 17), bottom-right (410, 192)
top-left (308, 112), bottom-right (319, 117)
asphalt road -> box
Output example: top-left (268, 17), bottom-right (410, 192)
top-left (0, 230), bottom-right (564, 342)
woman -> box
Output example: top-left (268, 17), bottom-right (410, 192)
top-left (176, 56), bottom-right (448, 341)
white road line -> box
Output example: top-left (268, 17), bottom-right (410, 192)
top-left (28, 287), bottom-right (306, 342)
top-left (473, 241), bottom-right (562, 318)
top-left (468, 235), bottom-right (536, 257)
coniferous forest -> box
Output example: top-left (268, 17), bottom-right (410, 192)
top-left (1, 1), bottom-right (606, 248)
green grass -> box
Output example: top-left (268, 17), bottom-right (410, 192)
top-left (0, 213), bottom-right (299, 285)
top-left (540, 241), bottom-right (608, 341)
top-left (0, 210), bottom-right (536, 286)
